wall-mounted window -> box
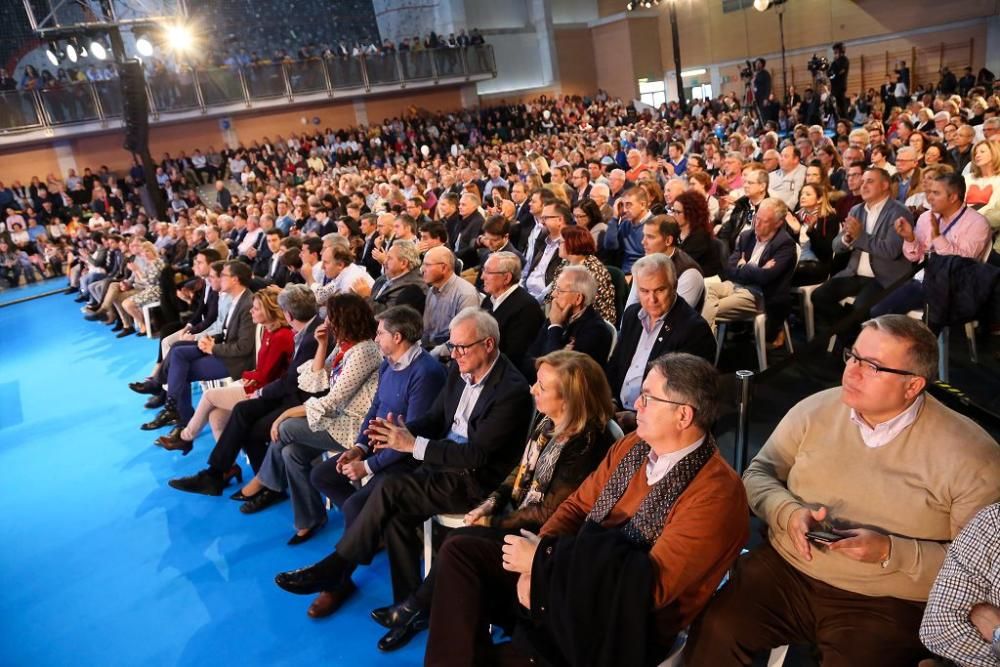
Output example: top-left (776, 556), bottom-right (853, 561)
top-left (638, 78), bottom-right (665, 107)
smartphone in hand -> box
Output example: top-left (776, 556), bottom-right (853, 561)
top-left (805, 530), bottom-right (844, 545)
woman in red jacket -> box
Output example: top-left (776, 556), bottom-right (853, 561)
top-left (156, 285), bottom-right (294, 455)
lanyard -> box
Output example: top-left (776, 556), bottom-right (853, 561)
top-left (937, 206), bottom-right (967, 239)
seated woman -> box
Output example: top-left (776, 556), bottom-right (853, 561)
top-left (155, 285), bottom-right (293, 454)
top-left (236, 292), bottom-right (382, 545)
top-left (117, 241), bottom-right (164, 337)
top-left (543, 226), bottom-right (616, 324)
top-left (368, 350), bottom-right (616, 653)
top-left (788, 183), bottom-right (838, 286)
top-left (674, 191), bottom-right (722, 277)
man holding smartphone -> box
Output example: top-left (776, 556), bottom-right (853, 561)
top-left (685, 315), bottom-right (1000, 665)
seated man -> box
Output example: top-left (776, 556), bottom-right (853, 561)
top-left (148, 261), bottom-right (257, 439)
top-left (685, 315), bottom-right (1000, 665)
top-left (355, 239), bottom-right (427, 315)
top-left (431, 353), bottom-right (748, 665)
top-left (474, 215), bottom-right (523, 290)
top-left (312, 245), bottom-right (373, 304)
top-left (421, 246), bottom-right (480, 358)
top-left (481, 251), bottom-right (545, 372)
top-left (701, 197), bottom-right (797, 347)
top-left (168, 284), bottom-right (320, 494)
top-left (603, 186), bottom-right (654, 274)
top-left (606, 254), bottom-right (715, 430)
top-left (920, 502), bottom-right (1000, 666)
top-left (522, 265), bottom-right (613, 382)
top-left (521, 201), bottom-right (570, 302)
top-left (812, 167), bottom-right (914, 343)
top-left (273, 308), bottom-right (533, 624)
top-left (625, 215), bottom-right (704, 310)
top-left (875, 171), bottom-right (992, 316)
top-left (304, 305), bottom-right (448, 618)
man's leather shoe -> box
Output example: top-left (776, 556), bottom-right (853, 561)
top-left (155, 428), bottom-right (193, 455)
top-left (274, 561), bottom-right (343, 596)
top-left (169, 469), bottom-right (226, 496)
top-left (74, 295), bottom-right (88, 303)
top-left (129, 379), bottom-right (159, 395)
top-left (144, 392), bottom-right (166, 409)
top-left (371, 599), bottom-right (421, 628)
top-left (116, 327), bottom-right (136, 338)
top-left (110, 321), bottom-right (125, 332)
top-left (140, 409), bottom-right (178, 431)
top-left (376, 608), bottom-right (429, 652)
top-left (83, 310), bottom-right (103, 321)
top-left (239, 487), bottom-right (288, 514)
top-left (307, 580), bottom-right (357, 619)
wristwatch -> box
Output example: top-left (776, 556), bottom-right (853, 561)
top-left (991, 625), bottom-right (1000, 660)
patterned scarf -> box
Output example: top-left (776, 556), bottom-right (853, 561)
top-left (586, 436), bottom-right (716, 549)
top-left (509, 417), bottom-right (563, 509)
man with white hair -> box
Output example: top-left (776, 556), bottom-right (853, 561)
top-left (589, 182), bottom-right (613, 221)
top-left (608, 168), bottom-right (629, 206)
top-left (893, 147), bottom-right (920, 202)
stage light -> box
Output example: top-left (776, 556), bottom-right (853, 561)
top-left (136, 35), bottom-right (154, 57)
top-left (754, 0), bottom-right (771, 10)
top-left (46, 41), bottom-right (61, 66)
top-left (164, 23), bottom-right (194, 52)
top-left (67, 42), bottom-right (78, 62)
top-left (90, 40), bottom-right (108, 60)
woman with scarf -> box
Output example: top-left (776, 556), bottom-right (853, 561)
top-left (369, 350), bottom-right (616, 653)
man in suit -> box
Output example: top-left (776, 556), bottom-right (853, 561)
top-left (273, 308), bottom-right (534, 638)
top-left (153, 260), bottom-right (258, 440)
top-left (702, 198), bottom-right (797, 346)
top-left (215, 180), bottom-right (233, 211)
top-left (359, 240), bottom-right (427, 315)
top-left (167, 285), bottom-right (321, 494)
top-left (474, 216), bottom-right (523, 291)
top-left (606, 253), bottom-right (715, 431)
top-left (522, 201), bottom-right (570, 301)
top-left (453, 193), bottom-right (485, 257)
top-left (522, 266), bottom-right (613, 382)
top-left (509, 181), bottom-right (533, 250)
top-left (481, 251), bottom-right (545, 372)
top-left (812, 167), bottom-right (914, 343)
top-left (358, 213), bottom-right (384, 279)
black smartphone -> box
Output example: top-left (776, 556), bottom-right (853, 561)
top-left (805, 530), bottom-right (844, 545)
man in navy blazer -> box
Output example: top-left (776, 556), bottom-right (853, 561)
top-left (168, 284), bottom-right (321, 495)
top-left (274, 307), bottom-right (534, 622)
top-left (606, 253), bottom-right (715, 425)
top-left (812, 167), bottom-right (914, 342)
top-left (702, 198), bottom-right (797, 344)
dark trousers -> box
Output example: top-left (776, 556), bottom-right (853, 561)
top-left (335, 467), bottom-right (483, 604)
top-left (207, 394), bottom-right (297, 474)
top-left (166, 344), bottom-right (229, 425)
top-left (871, 279), bottom-right (924, 317)
top-left (683, 543), bottom-right (928, 667)
top-left (811, 275), bottom-right (881, 342)
top-left (790, 261), bottom-right (830, 287)
top-left (425, 526), bottom-right (524, 667)
top-left (309, 455), bottom-right (417, 533)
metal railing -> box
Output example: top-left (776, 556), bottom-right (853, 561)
top-left (0, 45), bottom-right (496, 134)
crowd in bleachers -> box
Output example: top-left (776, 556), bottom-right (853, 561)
top-left (4, 66), bottom-right (1000, 665)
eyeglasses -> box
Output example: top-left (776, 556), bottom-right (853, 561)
top-left (638, 392), bottom-right (693, 410)
top-left (842, 349), bottom-right (915, 377)
top-left (551, 286), bottom-right (578, 295)
top-left (445, 338), bottom-right (487, 355)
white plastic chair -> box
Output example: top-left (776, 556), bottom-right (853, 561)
top-left (142, 301), bottom-right (161, 338)
top-left (423, 513), bottom-right (466, 577)
top-left (715, 311), bottom-right (793, 371)
top-left (604, 318), bottom-right (618, 362)
top-left (790, 284), bottom-right (822, 341)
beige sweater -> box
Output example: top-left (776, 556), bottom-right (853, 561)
top-left (744, 387), bottom-right (1000, 602)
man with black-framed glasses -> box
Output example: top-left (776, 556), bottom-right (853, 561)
top-left (686, 315), bottom-right (1000, 665)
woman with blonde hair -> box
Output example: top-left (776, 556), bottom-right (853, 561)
top-left (118, 241), bottom-right (165, 337)
top-left (965, 139), bottom-right (1000, 255)
top-left (905, 163), bottom-right (954, 214)
top-left (156, 285), bottom-right (295, 455)
top-left (790, 183), bottom-right (839, 286)
top-left (377, 350), bottom-right (617, 654)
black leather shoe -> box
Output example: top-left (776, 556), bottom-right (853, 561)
top-left (74, 295), bottom-right (88, 303)
top-left (83, 311), bottom-right (103, 321)
top-left (116, 327), bottom-right (137, 338)
top-left (288, 519), bottom-right (326, 546)
top-left (377, 609), bottom-right (429, 652)
top-left (140, 409), bottom-right (178, 431)
top-left (239, 487), bottom-right (288, 514)
top-left (371, 599), bottom-right (420, 628)
top-left (169, 469), bottom-right (226, 496)
top-left (144, 392), bottom-right (166, 409)
top-left (129, 379), bottom-right (159, 395)
top-left (111, 321), bottom-right (125, 332)
top-left (274, 561), bottom-right (344, 596)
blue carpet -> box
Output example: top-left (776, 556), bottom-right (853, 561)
top-left (0, 278), bottom-right (66, 307)
top-left (0, 295), bottom-right (426, 666)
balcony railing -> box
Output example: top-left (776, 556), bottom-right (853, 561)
top-left (0, 45), bottom-right (496, 134)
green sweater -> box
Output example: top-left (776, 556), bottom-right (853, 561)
top-left (745, 387), bottom-right (1000, 601)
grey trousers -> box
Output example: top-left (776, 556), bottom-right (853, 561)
top-left (258, 416), bottom-right (342, 531)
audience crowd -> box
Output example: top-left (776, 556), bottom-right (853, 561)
top-left (5, 65), bottom-right (1000, 666)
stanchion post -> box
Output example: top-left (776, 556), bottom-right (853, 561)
top-left (735, 370), bottom-right (755, 475)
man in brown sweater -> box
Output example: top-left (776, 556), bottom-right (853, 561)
top-left (500, 352), bottom-right (748, 665)
top-left (685, 315), bottom-right (1000, 665)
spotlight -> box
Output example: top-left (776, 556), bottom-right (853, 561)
top-left (626, 1), bottom-right (633, 9)
top-left (90, 39), bottom-right (107, 60)
top-left (164, 23), bottom-right (194, 52)
top-left (754, 0), bottom-right (771, 10)
top-left (46, 41), bottom-right (61, 66)
top-left (136, 35), bottom-right (154, 57)
top-left (67, 42), bottom-right (78, 62)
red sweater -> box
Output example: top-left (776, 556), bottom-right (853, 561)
top-left (241, 326), bottom-right (294, 394)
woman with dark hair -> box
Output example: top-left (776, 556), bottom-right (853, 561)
top-left (922, 141), bottom-right (955, 169)
top-left (375, 351), bottom-right (616, 657)
top-left (638, 179), bottom-right (667, 215)
top-left (572, 197), bottom-right (607, 248)
top-left (336, 215), bottom-right (365, 261)
top-left (236, 292), bottom-right (382, 544)
top-left (544, 225), bottom-right (616, 323)
top-left (673, 190), bottom-right (722, 277)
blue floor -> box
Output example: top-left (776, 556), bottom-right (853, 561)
top-left (0, 291), bottom-right (426, 666)
top-left (0, 278), bottom-right (66, 307)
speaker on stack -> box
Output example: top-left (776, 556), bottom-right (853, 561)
top-left (120, 59), bottom-right (149, 153)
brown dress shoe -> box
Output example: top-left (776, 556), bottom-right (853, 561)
top-left (307, 579), bottom-right (357, 619)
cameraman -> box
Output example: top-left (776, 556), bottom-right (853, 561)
top-left (830, 42), bottom-right (850, 118)
top-left (752, 58), bottom-right (772, 128)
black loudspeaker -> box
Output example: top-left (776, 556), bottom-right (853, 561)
top-left (121, 59), bottom-right (149, 152)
